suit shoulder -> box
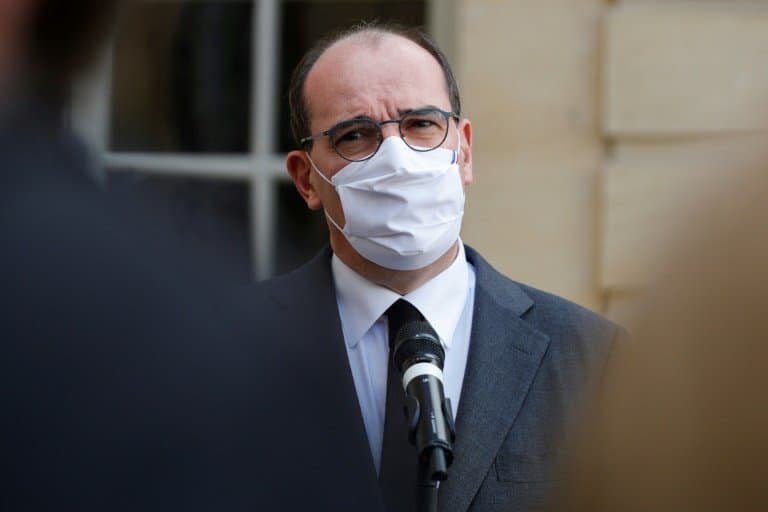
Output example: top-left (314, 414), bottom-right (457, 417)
top-left (503, 282), bottom-right (625, 393)
top-left (247, 246), bottom-right (335, 307)
top-left (514, 281), bottom-right (623, 348)
top-left (251, 267), bottom-right (298, 295)
top-left (466, 245), bottom-right (622, 344)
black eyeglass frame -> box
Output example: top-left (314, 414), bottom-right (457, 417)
top-left (299, 107), bottom-right (461, 162)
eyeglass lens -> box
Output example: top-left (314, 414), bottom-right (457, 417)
top-left (331, 109), bottom-right (449, 161)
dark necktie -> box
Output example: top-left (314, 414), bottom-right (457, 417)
top-left (379, 299), bottom-right (424, 512)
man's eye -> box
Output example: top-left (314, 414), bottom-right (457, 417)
top-left (410, 119), bottom-right (437, 128)
top-left (403, 114), bottom-right (444, 131)
top-left (337, 130), bottom-right (364, 143)
top-left (334, 123), bottom-right (378, 146)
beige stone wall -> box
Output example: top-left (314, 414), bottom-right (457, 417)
top-left (602, 1), bottom-right (768, 324)
top-left (455, 0), bottom-right (768, 322)
top-left (457, 0), bottom-right (608, 311)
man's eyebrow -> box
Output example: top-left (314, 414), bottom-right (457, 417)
top-left (398, 105), bottom-right (443, 116)
top-left (331, 105), bottom-right (445, 127)
top-left (331, 113), bottom-right (375, 126)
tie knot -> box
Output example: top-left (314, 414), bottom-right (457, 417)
top-left (386, 299), bottom-right (424, 350)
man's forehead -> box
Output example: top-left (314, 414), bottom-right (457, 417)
top-left (312, 31), bottom-right (439, 76)
top-left (303, 32), bottom-right (449, 126)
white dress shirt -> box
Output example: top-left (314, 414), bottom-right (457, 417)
top-left (331, 242), bottom-right (476, 474)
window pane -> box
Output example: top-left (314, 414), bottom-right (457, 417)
top-left (109, 173), bottom-right (252, 282)
top-left (110, 1), bottom-right (252, 153)
top-left (275, 182), bottom-right (328, 275)
top-left (278, 0), bottom-right (427, 153)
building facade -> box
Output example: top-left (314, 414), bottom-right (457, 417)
top-left (72, 0), bottom-right (768, 321)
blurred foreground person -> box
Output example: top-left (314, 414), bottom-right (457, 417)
top-left (0, 2), bottom-right (276, 511)
top-left (558, 161), bottom-right (768, 511)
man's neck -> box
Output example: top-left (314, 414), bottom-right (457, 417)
top-left (330, 235), bottom-right (460, 295)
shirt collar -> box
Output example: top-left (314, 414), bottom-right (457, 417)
top-left (332, 242), bottom-right (470, 350)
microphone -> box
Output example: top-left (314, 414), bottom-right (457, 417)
top-left (391, 320), bottom-right (456, 481)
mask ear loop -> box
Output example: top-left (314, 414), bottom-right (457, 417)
top-left (305, 151), bottom-right (335, 187)
top-left (453, 126), bottom-right (468, 203)
top-left (453, 126), bottom-right (462, 165)
top-left (323, 209), bottom-right (346, 235)
top-left (305, 151), bottom-right (347, 233)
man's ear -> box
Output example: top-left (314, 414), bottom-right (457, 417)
top-left (286, 150), bottom-right (323, 210)
top-left (458, 118), bottom-right (473, 186)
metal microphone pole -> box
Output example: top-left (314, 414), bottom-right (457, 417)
top-left (414, 448), bottom-right (448, 512)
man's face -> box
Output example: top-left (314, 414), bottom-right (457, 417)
top-left (286, 33), bottom-right (473, 255)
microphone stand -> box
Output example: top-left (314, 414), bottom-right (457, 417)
top-left (405, 394), bottom-right (454, 512)
top-left (391, 319), bottom-right (456, 512)
top-left (414, 447), bottom-right (449, 512)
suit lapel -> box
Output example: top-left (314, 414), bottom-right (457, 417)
top-left (439, 247), bottom-right (550, 512)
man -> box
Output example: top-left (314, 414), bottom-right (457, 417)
top-left (249, 23), bottom-right (623, 512)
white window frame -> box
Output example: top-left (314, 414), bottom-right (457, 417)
top-left (71, 0), bottom-right (454, 280)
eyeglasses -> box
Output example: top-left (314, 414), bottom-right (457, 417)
top-left (300, 107), bottom-right (460, 162)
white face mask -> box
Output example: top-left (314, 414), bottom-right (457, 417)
top-left (307, 133), bottom-right (465, 271)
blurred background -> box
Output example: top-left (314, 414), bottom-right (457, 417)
top-left (68, 0), bottom-right (768, 322)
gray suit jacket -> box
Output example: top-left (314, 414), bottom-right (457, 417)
top-left (252, 244), bottom-right (620, 512)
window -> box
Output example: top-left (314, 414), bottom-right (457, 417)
top-left (72, 0), bottom-right (448, 280)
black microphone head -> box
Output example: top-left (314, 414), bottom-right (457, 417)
top-left (392, 320), bottom-right (445, 373)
